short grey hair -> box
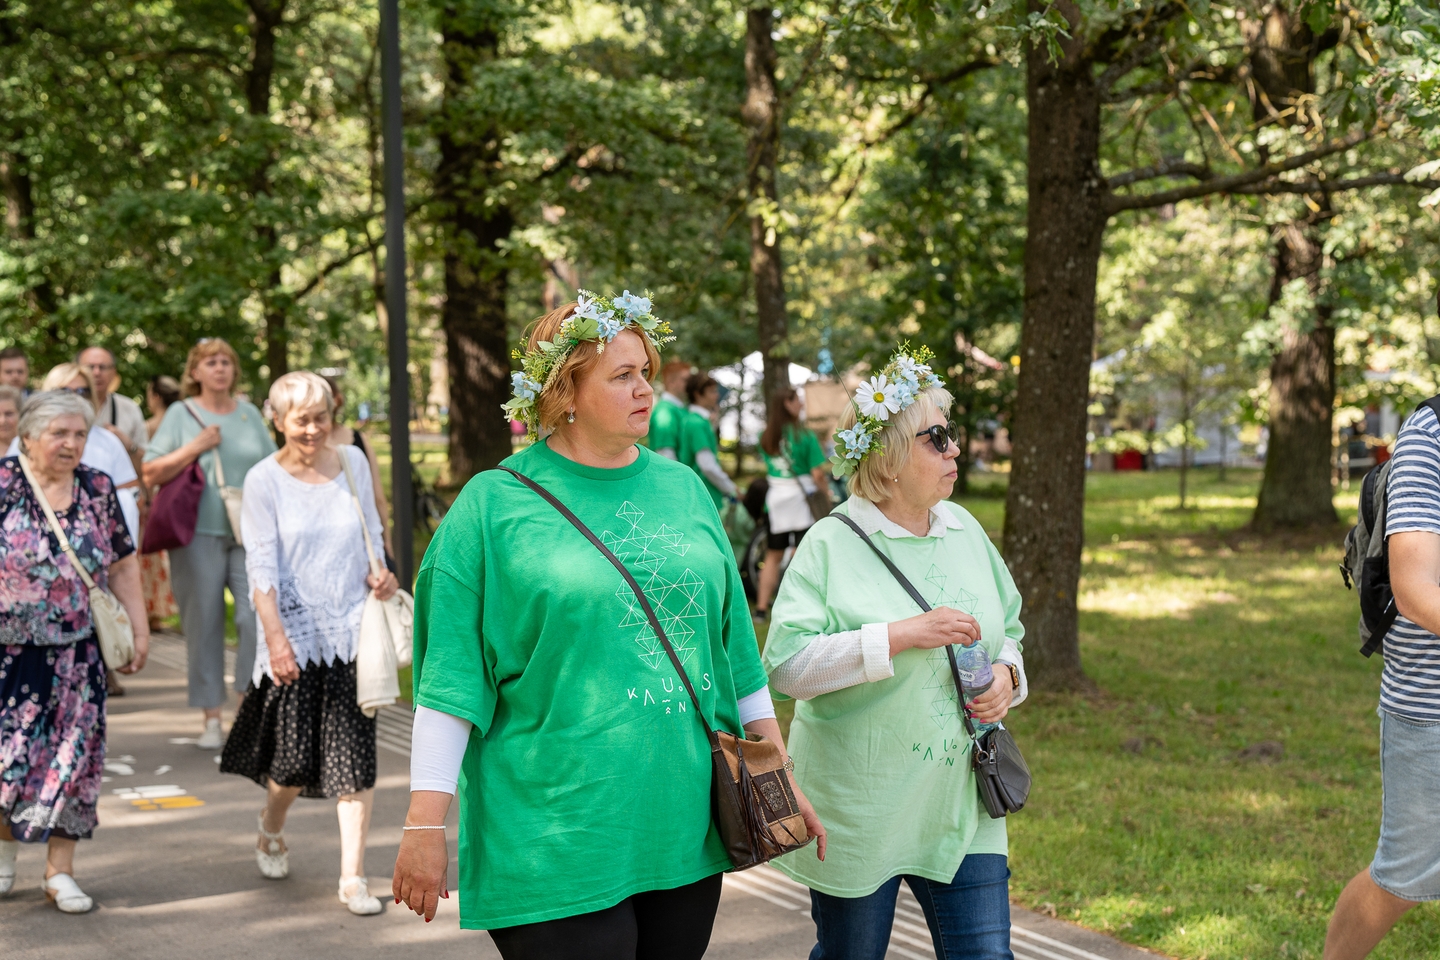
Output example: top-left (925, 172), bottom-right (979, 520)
top-left (269, 370), bottom-right (334, 423)
top-left (0, 384), bottom-right (21, 410)
top-left (838, 386), bottom-right (954, 503)
top-left (18, 390), bottom-right (95, 445)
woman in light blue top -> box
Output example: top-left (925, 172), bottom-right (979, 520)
top-left (143, 339), bottom-right (275, 748)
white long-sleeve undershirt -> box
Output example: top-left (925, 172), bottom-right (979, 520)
top-left (410, 687), bottom-right (777, 795)
top-left (769, 622), bottom-right (1029, 705)
top-left (694, 448), bottom-right (738, 498)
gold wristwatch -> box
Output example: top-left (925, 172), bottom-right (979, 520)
top-left (997, 660), bottom-right (1020, 690)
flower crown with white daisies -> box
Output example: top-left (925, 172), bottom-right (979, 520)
top-left (830, 344), bottom-right (946, 478)
top-left (503, 290), bottom-right (674, 440)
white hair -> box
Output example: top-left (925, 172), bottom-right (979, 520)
top-left (839, 386), bottom-right (955, 503)
top-left (268, 370), bottom-right (334, 423)
top-left (18, 390), bottom-right (95, 445)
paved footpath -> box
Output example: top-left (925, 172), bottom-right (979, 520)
top-left (0, 633), bottom-right (1163, 960)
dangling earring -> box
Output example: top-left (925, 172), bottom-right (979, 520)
top-left (566, 411), bottom-right (576, 423)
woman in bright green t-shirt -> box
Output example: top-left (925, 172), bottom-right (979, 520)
top-left (754, 385), bottom-right (830, 621)
top-left (392, 298), bottom-right (823, 959)
top-left (763, 346), bottom-right (1028, 960)
top-left (677, 372), bottom-right (738, 511)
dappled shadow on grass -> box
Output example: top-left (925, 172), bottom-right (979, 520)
top-left (1000, 529), bottom-right (1439, 959)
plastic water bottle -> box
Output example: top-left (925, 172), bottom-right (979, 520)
top-left (952, 643), bottom-right (999, 735)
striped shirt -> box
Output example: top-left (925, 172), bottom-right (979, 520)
top-left (1382, 404), bottom-right (1440, 722)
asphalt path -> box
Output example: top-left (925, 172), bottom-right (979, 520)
top-left (0, 632), bottom-right (1162, 960)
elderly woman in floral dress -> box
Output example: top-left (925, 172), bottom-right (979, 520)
top-left (0, 391), bottom-right (150, 914)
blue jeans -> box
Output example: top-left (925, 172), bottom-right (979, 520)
top-left (809, 854), bottom-right (1013, 960)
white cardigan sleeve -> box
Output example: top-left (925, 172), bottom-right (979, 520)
top-left (240, 463), bottom-right (280, 597)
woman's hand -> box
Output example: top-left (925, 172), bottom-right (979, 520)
top-left (119, 630), bottom-right (150, 675)
top-left (394, 791), bottom-right (453, 922)
top-left (789, 775), bottom-right (827, 862)
top-left (190, 424), bottom-right (222, 454)
top-left (967, 665), bottom-right (1014, 726)
top-left (368, 569), bottom-right (400, 602)
top-left (888, 606), bottom-right (981, 656)
top-left (268, 637), bottom-right (300, 685)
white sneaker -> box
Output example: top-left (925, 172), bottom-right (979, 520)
top-left (338, 876), bottom-right (383, 916)
top-left (256, 814), bottom-right (288, 880)
top-left (0, 838), bottom-right (16, 896)
top-left (42, 873), bottom-right (94, 913)
top-left (197, 718), bottom-right (223, 750)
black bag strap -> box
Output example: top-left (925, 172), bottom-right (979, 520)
top-left (495, 467), bottom-right (721, 747)
top-left (829, 512), bottom-right (980, 740)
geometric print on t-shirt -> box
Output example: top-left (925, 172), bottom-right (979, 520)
top-left (918, 564), bottom-right (981, 730)
top-left (602, 501), bottom-right (707, 670)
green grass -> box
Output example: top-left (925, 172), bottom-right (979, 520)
top-left (931, 468), bottom-right (1436, 960)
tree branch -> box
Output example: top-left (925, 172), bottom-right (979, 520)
top-left (1104, 126), bottom-right (1377, 213)
top-left (865, 58), bottom-right (998, 146)
top-left (1228, 172), bottom-right (1440, 195)
top-left (1106, 157), bottom-right (1212, 188)
top-left (293, 233), bottom-right (382, 300)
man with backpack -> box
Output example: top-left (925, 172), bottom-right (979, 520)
top-left (1324, 398), bottom-right (1440, 959)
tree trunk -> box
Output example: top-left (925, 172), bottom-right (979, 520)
top-left (1253, 223), bottom-right (1337, 527)
top-left (742, 6), bottom-right (789, 414)
top-left (0, 150), bottom-right (57, 317)
top-left (1001, 19), bottom-right (1106, 692)
top-left (246, 0), bottom-right (287, 384)
top-left (436, 8), bottom-right (514, 484)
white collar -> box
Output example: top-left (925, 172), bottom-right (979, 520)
top-left (689, 404), bottom-right (710, 417)
top-left (847, 496), bottom-right (963, 539)
top-left (661, 391), bottom-right (686, 408)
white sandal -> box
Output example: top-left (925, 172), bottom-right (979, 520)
top-left (256, 814), bottom-right (289, 880)
top-left (0, 838), bottom-right (16, 896)
top-left (338, 876), bottom-right (383, 916)
top-left (42, 872), bottom-right (94, 913)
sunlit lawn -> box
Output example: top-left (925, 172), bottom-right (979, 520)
top-left (945, 468), bottom-right (1436, 960)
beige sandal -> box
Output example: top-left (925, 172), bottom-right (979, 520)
top-left (256, 814), bottom-right (288, 880)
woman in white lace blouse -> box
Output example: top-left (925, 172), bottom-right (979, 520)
top-left (219, 371), bottom-right (398, 917)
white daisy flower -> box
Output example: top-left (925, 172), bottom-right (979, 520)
top-left (855, 375), bottom-right (901, 420)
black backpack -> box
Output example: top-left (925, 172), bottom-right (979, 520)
top-left (1340, 397), bottom-right (1440, 657)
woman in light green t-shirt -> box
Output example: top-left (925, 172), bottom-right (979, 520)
top-left (763, 347), bottom-right (1027, 960)
top-left (392, 298), bottom-right (823, 958)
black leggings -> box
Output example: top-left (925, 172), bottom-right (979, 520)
top-left (488, 872), bottom-right (724, 960)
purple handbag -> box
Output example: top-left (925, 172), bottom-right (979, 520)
top-left (141, 404), bottom-right (209, 554)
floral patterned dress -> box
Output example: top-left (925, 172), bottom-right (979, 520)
top-left (0, 457), bottom-right (134, 842)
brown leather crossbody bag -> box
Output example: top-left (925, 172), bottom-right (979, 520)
top-left (499, 467), bottom-right (813, 870)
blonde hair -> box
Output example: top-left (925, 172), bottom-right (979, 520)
top-left (838, 386), bottom-right (954, 503)
top-left (40, 363), bottom-right (100, 411)
top-left (526, 303), bottom-right (663, 433)
top-left (268, 371), bottom-right (334, 424)
top-left (181, 338), bottom-right (241, 397)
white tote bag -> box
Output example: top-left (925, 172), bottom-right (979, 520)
top-left (19, 454), bottom-right (136, 671)
top-left (340, 450), bottom-right (413, 717)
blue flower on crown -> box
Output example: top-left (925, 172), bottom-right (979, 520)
top-left (837, 425), bottom-right (871, 460)
top-left (511, 371), bottom-right (541, 401)
top-left (597, 314), bottom-right (623, 341)
top-left (612, 290), bottom-right (652, 318)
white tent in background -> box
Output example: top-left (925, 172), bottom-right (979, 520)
top-left (710, 351), bottom-right (814, 446)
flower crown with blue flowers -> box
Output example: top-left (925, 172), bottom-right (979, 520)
top-left (830, 344), bottom-right (945, 479)
top-left (504, 290), bottom-right (675, 440)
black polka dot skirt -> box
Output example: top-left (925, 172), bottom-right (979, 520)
top-left (219, 657), bottom-right (376, 799)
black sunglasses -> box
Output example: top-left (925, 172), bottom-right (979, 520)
top-left (915, 421), bottom-right (958, 454)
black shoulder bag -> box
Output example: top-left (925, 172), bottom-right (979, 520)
top-left (497, 467), bottom-right (813, 870)
top-left (831, 513), bottom-right (1032, 819)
